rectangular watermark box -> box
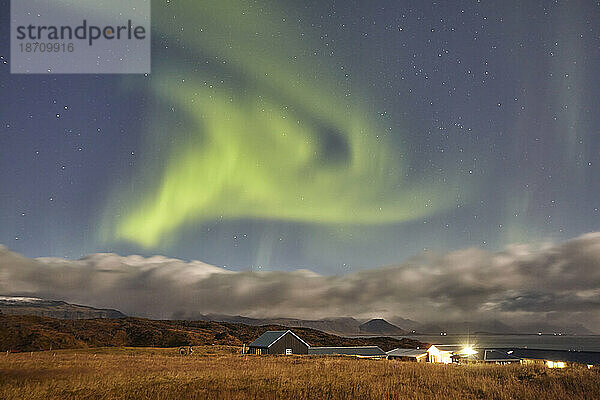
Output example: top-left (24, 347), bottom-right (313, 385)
top-left (10, 0), bottom-right (150, 74)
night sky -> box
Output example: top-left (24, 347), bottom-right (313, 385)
top-left (1, 0), bottom-right (599, 274)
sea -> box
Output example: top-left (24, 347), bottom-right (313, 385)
top-left (401, 334), bottom-right (600, 352)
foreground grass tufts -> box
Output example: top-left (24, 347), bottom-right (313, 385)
top-left (1, 347), bottom-right (598, 399)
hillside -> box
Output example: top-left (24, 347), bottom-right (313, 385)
top-left (0, 296), bottom-right (126, 319)
top-left (0, 315), bottom-right (424, 352)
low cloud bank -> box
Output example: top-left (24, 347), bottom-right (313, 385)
top-left (1, 232), bottom-right (599, 331)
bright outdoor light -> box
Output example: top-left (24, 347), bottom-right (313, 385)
top-left (462, 347), bottom-right (478, 356)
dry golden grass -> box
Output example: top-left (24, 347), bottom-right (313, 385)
top-left (1, 347), bottom-right (598, 399)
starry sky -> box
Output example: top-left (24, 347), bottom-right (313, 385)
top-left (1, 0), bottom-right (599, 274)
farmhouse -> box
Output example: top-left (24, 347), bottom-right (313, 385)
top-left (508, 348), bottom-right (600, 368)
top-left (247, 330), bottom-right (309, 355)
top-left (427, 346), bottom-right (600, 368)
top-left (246, 330), bottom-right (385, 357)
top-left (444, 347), bottom-right (600, 367)
top-left (426, 344), bottom-right (454, 364)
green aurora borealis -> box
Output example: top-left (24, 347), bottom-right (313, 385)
top-left (2, 0), bottom-right (599, 271)
top-left (105, 0), bottom-right (457, 248)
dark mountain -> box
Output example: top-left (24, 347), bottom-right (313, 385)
top-left (0, 314), bottom-right (425, 352)
top-left (359, 319), bottom-right (406, 335)
top-left (0, 296), bottom-right (126, 319)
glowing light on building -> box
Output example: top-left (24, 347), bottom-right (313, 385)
top-left (546, 360), bottom-right (566, 369)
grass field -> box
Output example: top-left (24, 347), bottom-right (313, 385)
top-left (1, 347), bottom-right (599, 399)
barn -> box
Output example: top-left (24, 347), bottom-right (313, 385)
top-left (247, 330), bottom-right (309, 355)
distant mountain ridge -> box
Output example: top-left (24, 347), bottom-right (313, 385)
top-left (197, 315), bottom-right (406, 335)
top-left (0, 296), bottom-right (126, 319)
top-left (0, 298), bottom-right (405, 335)
top-left (196, 314), bottom-right (365, 335)
top-left (2, 296), bottom-right (593, 335)
top-left (199, 314), bottom-right (594, 336)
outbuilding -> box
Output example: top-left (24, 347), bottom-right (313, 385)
top-left (308, 346), bottom-right (387, 358)
top-left (481, 349), bottom-right (522, 364)
top-left (386, 348), bottom-right (428, 362)
top-left (247, 330), bottom-right (309, 355)
top-left (426, 345), bottom-right (455, 364)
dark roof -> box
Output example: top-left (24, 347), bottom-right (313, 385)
top-left (308, 346), bottom-right (386, 357)
top-left (248, 331), bottom-right (288, 348)
top-left (429, 345), bottom-right (465, 352)
top-left (248, 330), bottom-right (310, 348)
top-left (482, 349), bottom-right (522, 362)
top-left (508, 348), bottom-right (600, 365)
top-left (387, 348), bottom-right (428, 358)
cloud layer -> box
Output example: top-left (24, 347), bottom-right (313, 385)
top-left (1, 232), bottom-right (600, 331)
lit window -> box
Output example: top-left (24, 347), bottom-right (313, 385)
top-left (547, 360), bottom-right (566, 368)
